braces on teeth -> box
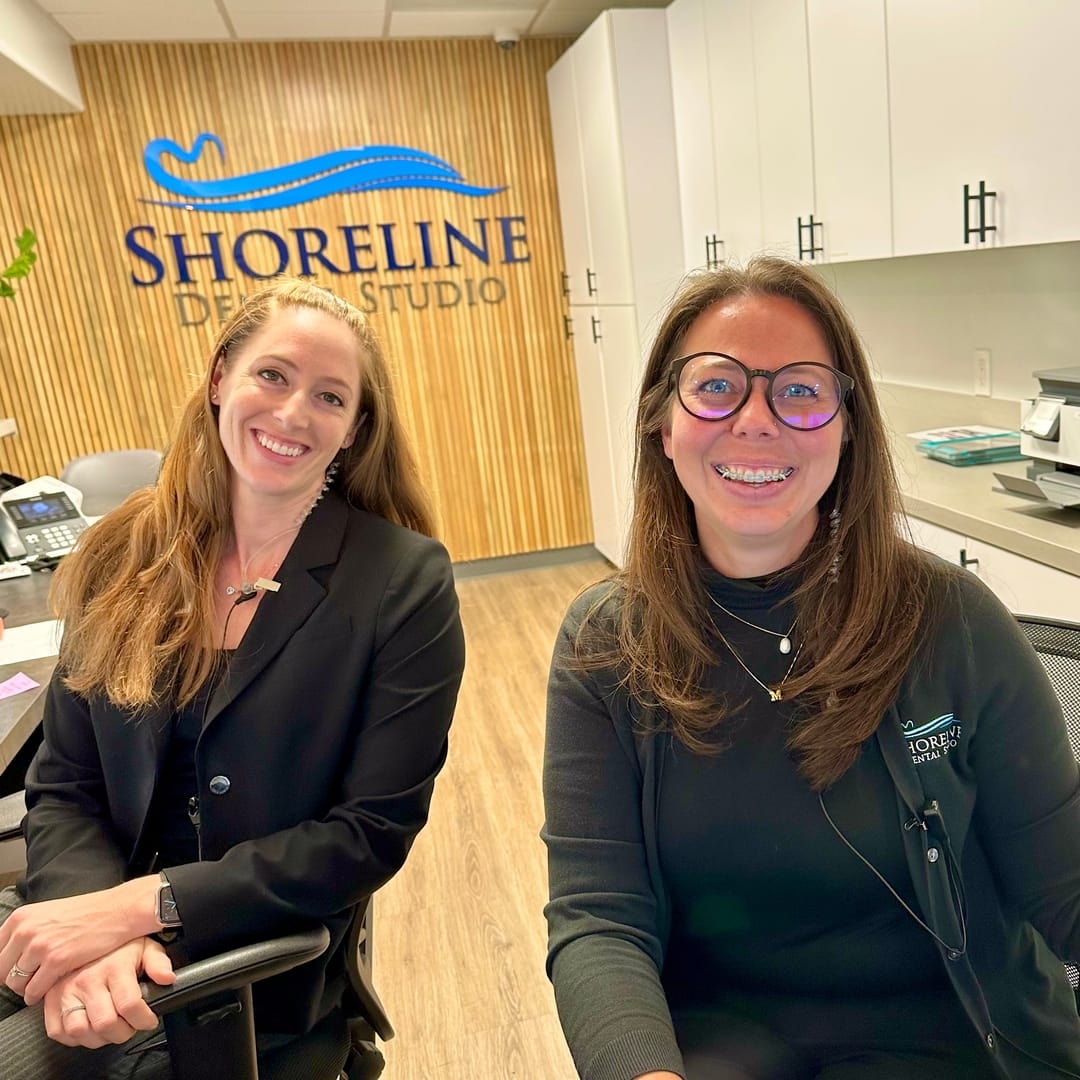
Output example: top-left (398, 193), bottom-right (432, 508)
top-left (715, 465), bottom-right (794, 484)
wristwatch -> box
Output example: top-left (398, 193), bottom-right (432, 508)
top-left (155, 871), bottom-right (182, 928)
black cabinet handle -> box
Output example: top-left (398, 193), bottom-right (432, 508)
top-left (586, 268), bottom-right (598, 297)
top-left (705, 234), bottom-right (724, 269)
top-left (797, 215), bottom-right (824, 261)
top-left (959, 548), bottom-right (979, 569)
top-left (963, 181), bottom-right (997, 244)
top-left (591, 316), bottom-right (602, 344)
top-left (560, 271), bottom-right (570, 298)
top-left (563, 315), bottom-right (573, 340)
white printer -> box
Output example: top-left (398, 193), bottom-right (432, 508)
top-left (1019, 366), bottom-right (1080, 508)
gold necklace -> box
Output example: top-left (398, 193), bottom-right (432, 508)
top-left (714, 627), bottom-right (803, 703)
top-left (707, 593), bottom-right (797, 654)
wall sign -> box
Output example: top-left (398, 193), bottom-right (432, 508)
top-left (124, 133), bottom-right (530, 327)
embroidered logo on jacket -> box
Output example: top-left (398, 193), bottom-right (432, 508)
top-left (903, 713), bottom-right (962, 765)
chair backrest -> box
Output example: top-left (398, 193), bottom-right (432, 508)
top-left (1016, 614), bottom-right (1080, 757)
top-left (1015, 613), bottom-right (1080, 990)
top-left (60, 449), bottom-right (163, 516)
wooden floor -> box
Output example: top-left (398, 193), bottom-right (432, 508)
top-left (374, 555), bottom-right (609, 1079)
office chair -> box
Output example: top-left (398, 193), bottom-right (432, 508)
top-left (0, 794), bottom-right (392, 1079)
top-left (60, 449), bottom-right (163, 516)
top-left (1015, 613), bottom-right (1080, 992)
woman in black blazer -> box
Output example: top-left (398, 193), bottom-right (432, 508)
top-left (0, 278), bottom-right (465, 1077)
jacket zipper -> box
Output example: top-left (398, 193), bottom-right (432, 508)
top-left (187, 795), bottom-right (203, 861)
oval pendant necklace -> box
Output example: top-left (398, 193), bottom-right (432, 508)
top-left (707, 593), bottom-right (797, 654)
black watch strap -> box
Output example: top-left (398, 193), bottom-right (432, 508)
top-left (155, 871), bottom-right (182, 928)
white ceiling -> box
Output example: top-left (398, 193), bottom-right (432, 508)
top-left (33, 0), bottom-right (670, 41)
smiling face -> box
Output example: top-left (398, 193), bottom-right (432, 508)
top-left (661, 292), bottom-right (844, 578)
top-left (210, 303), bottom-right (364, 515)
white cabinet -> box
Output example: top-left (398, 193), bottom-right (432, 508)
top-left (548, 10), bottom-right (684, 565)
top-left (887, 0), bottom-right (1080, 257)
top-left (669, 0), bottom-right (1080, 266)
top-left (705, 0), bottom-right (768, 262)
top-left (753, 0), bottom-right (815, 259)
top-left (905, 515), bottom-right (1080, 623)
top-left (806, 0), bottom-right (892, 262)
top-left (547, 54), bottom-right (592, 307)
top-left (548, 11), bottom-right (683, 329)
top-left (667, 0), bottom-right (892, 269)
top-left (668, 0), bottom-right (723, 273)
top-left (568, 307), bottom-right (640, 565)
top-left (669, 0), bottom-right (808, 267)
top-left (570, 19), bottom-right (634, 307)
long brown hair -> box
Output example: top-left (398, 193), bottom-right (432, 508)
top-left (53, 278), bottom-right (434, 710)
top-left (576, 257), bottom-right (951, 791)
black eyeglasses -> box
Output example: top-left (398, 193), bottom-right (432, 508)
top-left (670, 353), bottom-right (854, 431)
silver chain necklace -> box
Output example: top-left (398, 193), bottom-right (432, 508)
top-left (714, 627), bottom-right (804, 703)
top-left (706, 592), bottom-right (797, 654)
top-left (223, 467), bottom-right (335, 600)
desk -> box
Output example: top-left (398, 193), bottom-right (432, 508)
top-left (0, 571), bottom-right (56, 778)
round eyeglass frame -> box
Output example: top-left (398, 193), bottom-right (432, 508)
top-left (669, 352), bottom-right (855, 431)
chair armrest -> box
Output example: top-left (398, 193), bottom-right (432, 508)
top-left (346, 907), bottom-right (394, 1041)
top-left (0, 790), bottom-right (26, 843)
top-left (142, 926), bottom-right (330, 1017)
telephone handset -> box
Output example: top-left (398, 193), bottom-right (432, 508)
top-left (0, 479), bottom-right (91, 563)
top-left (0, 507), bottom-right (27, 560)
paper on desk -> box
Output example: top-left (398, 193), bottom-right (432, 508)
top-left (0, 672), bottom-right (39, 699)
top-left (0, 619), bottom-right (62, 665)
top-left (905, 424), bottom-right (1013, 442)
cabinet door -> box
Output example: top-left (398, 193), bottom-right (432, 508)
top-left (964, 539), bottom-right (1080, 623)
top-left (573, 15), bottom-right (634, 307)
top-left (668, 0), bottom-right (721, 273)
top-left (569, 307), bottom-right (623, 564)
top-left (595, 304), bottom-right (643, 569)
top-left (611, 9), bottom-right (686, 337)
top-left (704, 0), bottom-right (764, 262)
top-left (752, 0), bottom-right (815, 259)
top-left (807, 0), bottom-right (892, 261)
top-left (904, 515), bottom-right (966, 565)
top-left (888, 0), bottom-right (1080, 256)
top-left (547, 53), bottom-right (593, 307)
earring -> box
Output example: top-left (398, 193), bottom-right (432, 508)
top-left (323, 458), bottom-right (341, 491)
top-left (827, 504), bottom-right (841, 584)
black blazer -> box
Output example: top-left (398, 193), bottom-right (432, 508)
top-left (20, 492), bottom-right (465, 1032)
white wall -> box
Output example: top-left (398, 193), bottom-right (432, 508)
top-left (0, 0), bottom-right (82, 114)
top-left (816, 241), bottom-right (1080, 404)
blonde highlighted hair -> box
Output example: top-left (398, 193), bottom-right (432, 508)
top-left (575, 257), bottom-right (950, 791)
top-left (52, 278), bottom-right (434, 710)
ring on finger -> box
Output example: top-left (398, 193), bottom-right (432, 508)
top-left (60, 1003), bottom-right (88, 1020)
top-left (9, 964), bottom-right (37, 980)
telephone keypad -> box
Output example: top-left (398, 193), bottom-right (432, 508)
top-left (22, 520), bottom-right (87, 557)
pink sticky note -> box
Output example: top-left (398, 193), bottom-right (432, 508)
top-left (0, 672), bottom-right (39, 699)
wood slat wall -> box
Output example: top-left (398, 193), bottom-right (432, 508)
top-left (0, 38), bottom-right (591, 562)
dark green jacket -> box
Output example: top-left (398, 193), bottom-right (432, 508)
top-left (543, 565), bottom-right (1080, 1080)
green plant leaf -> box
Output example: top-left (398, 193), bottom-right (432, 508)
top-left (3, 254), bottom-right (35, 279)
top-left (1, 229), bottom-right (38, 297)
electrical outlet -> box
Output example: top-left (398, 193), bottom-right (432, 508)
top-left (974, 349), bottom-right (992, 397)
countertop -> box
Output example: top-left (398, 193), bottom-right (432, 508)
top-left (0, 571), bottom-right (54, 778)
top-left (877, 383), bottom-right (1080, 577)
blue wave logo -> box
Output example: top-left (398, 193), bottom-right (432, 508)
top-left (141, 133), bottom-right (505, 212)
top-left (903, 713), bottom-right (956, 740)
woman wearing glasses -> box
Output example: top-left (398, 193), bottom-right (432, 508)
top-left (543, 258), bottom-right (1080, 1079)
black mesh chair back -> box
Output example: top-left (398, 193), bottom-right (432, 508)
top-left (1015, 614), bottom-right (1080, 990)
